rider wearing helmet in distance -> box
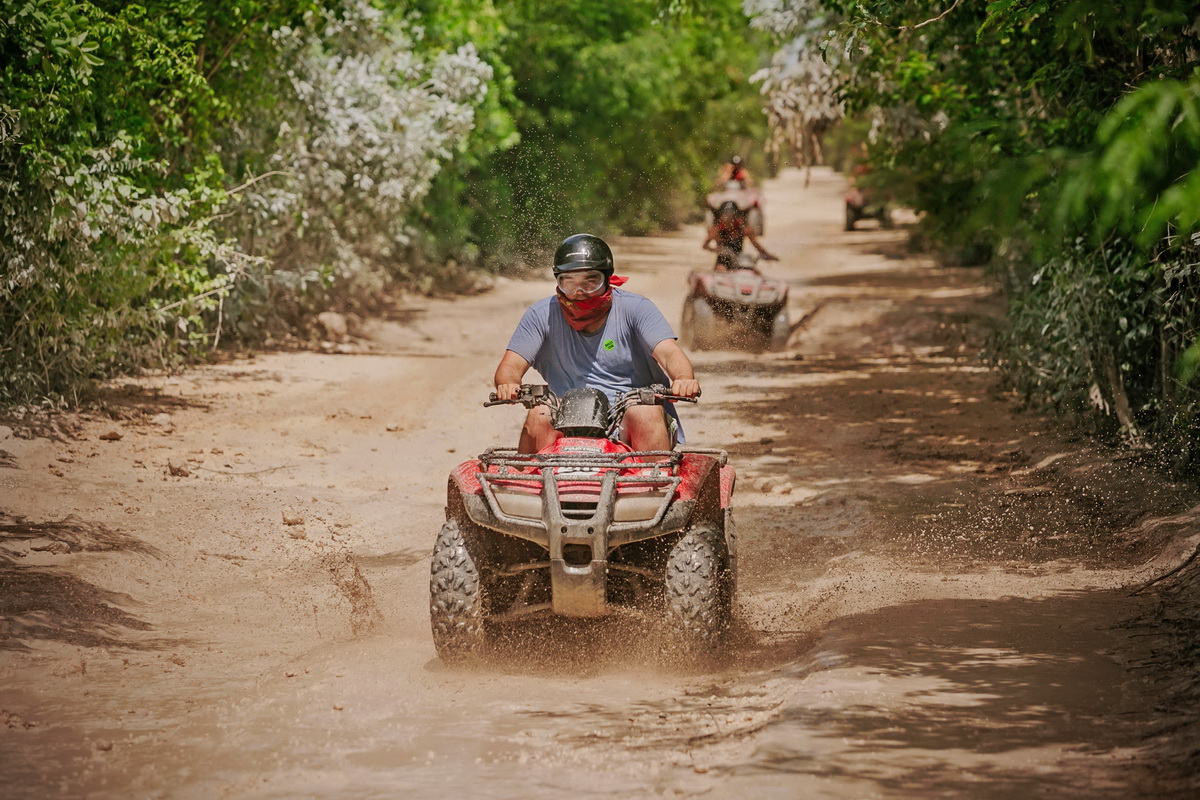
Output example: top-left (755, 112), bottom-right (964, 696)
top-left (494, 233), bottom-right (701, 454)
top-left (702, 201), bottom-right (778, 270)
top-left (718, 155), bottom-right (751, 186)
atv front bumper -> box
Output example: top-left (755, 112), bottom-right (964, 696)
top-left (461, 467), bottom-right (693, 616)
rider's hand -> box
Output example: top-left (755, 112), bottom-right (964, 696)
top-left (495, 383), bottom-right (522, 402)
top-left (670, 378), bottom-right (701, 399)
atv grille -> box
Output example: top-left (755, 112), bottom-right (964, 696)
top-left (561, 500), bottom-right (599, 520)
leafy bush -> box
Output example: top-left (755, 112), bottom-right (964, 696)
top-left (212, 3), bottom-right (495, 338)
top-left (748, 0), bottom-right (1200, 464)
top-left (0, 0), bottom-right (494, 401)
top-left (1, 0), bottom-right (771, 404)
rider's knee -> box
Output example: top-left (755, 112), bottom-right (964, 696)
top-left (523, 406), bottom-right (553, 434)
top-left (624, 406), bottom-right (668, 439)
top-left (518, 406), bottom-right (556, 453)
top-left (624, 405), bottom-right (661, 426)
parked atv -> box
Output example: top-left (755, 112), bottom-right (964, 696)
top-left (681, 250), bottom-right (790, 351)
top-left (706, 180), bottom-right (764, 236)
top-left (844, 185), bottom-right (892, 231)
top-left (430, 384), bottom-right (737, 663)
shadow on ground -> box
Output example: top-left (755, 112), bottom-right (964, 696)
top-left (498, 590), bottom-right (1148, 799)
top-left (717, 590), bottom-right (1146, 799)
top-left (0, 514), bottom-right (163, 651)
top-left (702, 296), bottom-right (1196, 572)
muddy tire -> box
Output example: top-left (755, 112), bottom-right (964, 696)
top-left (681, 298), bottom-right (717, 351)
top-left (664, 525), bottom-right (731, 658)
top-left (429, 519), bottom-right (486, 662)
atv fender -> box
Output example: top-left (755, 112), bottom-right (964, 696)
top-left (719, 464), bottom-right (736, 508)
top-left (449, 460), bottom-right (484, 496)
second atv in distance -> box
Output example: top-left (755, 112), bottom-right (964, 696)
top-left (681, 249), bottom-right (791, 352)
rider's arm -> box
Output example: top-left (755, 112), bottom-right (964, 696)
top-left (652, 339), bottom-right (701, 398)
top-left (744, 223), bottom-right (776, 259)
top-left (702, 226), bottom-right (717, 251)
top-left (494, 350), bottom-right (531, 401)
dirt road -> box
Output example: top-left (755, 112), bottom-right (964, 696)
top-left (3, 167), bottom-right (1199, 798)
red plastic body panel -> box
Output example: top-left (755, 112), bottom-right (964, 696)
top-left (719, 464), bottom-right (736, 508)
top-left (449, 439), bottom-right (727, 505)
top-left (451, 459), bottom-right (484, 495)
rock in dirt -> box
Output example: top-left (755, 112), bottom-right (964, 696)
top-left (0, 425), bottom-right (13, 440)
top-left (98, 431), bottom-right (123, 441)
top-left (282, 510), bottom-right (305, 526)
top-left (167, 461), bottom-right (191, 477)
top-left (151, 413), bottom-right (175, 432)
top-left (317, 311), bottom-right (349, 341)
top-left (29, 538), bottom-right (70, 554)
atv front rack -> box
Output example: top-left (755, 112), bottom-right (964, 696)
top-left (460, 447), bottom-right (729, 618)
top-left (473, 448), bottom-right (687, 544)
top-left (480, 447), bottom-right (681, 475)
top-left (480, 446), bottom-right (728, 467)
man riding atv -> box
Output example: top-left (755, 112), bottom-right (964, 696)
top-left (718, 154), bottom-right (751, 186)
top-left (433, 236), bottom-right (734, 663)
top-left (702, 201), bottom-right (778, 270)
top-left (493, 233), bottom-right (701, 453)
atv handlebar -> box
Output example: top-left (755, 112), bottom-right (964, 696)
top-left (485, 384), bottom-right (554, 408)
top-left (485, 384), bottom-right (697, 409)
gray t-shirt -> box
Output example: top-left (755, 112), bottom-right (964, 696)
top-left (505, 288), bottom-right (684, 441)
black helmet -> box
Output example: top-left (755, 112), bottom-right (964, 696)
top-left (717, 200), bottom-right (739, 218)
top-left (553, 233), bottom-right (614, 277)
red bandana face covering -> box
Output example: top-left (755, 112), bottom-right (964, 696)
top-left (556, 275), bottom-right (628, 331)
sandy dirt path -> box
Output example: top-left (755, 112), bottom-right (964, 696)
top-left (3, 167), bottom-right (1199, 799)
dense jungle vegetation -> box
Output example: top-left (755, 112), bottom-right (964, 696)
top-left (751, 0), bottom-right (1200, 467)
top-left (0, 0), bottom-right (766, 403)
top-left (5, 0), bottom-right (1200, 469)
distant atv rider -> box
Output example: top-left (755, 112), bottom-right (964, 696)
top-left (718, 154), bottom-right (751, 186)
top-left (702, 201), bottom-right (778, 270)
top-left (494, 234), bottom-right (701, 454)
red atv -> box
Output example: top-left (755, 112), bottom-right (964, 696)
top-left (681, 250), bottom-right (791, 351)
top-left (430, 384), bottom-right (737, 662)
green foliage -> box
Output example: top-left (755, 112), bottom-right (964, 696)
top-left (1059, 77), bottom-right (1200, 248)
top-left (2, 0), bottom-right (770, 404)
top-left (794, 0), bottom-right (1200, 463)
top-left (420, 0), bottom-right (770, 267)
top-left (1, 1), bottom-right (236, 403)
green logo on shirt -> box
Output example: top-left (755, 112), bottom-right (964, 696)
top-left (603, 339), bottom-right (616, 351)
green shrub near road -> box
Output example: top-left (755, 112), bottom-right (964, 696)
top-left (750, 0), bottom-right (1200, 465)
top-left (0, 0), bottom-right (767, 404)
